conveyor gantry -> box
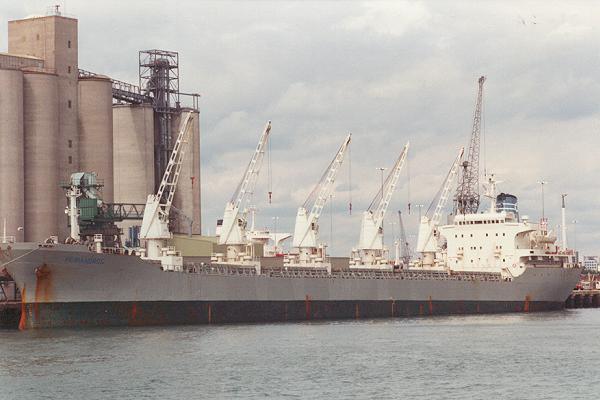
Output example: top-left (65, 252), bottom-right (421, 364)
top-left (79, 68), bottom-right (151, 104)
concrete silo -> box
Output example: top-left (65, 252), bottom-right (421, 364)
top-left (22, 70), bottom-right (59, 241)
top-left (9, 14), bottom-right (79, 240)
top-left (171, 109), bottom-right (201, 234)
top-left (0, 69), bottom-right (24, 242)
top-left (78, 75), bottom-right (114, 201)
top-left (113, 103), bottom-right (155, 244)
top-left (113, 104), bottom-right (155, 204)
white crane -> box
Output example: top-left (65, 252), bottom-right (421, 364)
top-left (351, 142), bottom-right (409, 267)
top-left (140, 112), bottom-right (194, 270)
top-left (289, 134), bottom-right (351, 266)
top-left (218, 121), bottom-right (272, 263)
top-left (416, 147), bottom-right (464, 267)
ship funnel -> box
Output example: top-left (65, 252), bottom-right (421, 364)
top-left (496, 193), bottom-right (519, 221)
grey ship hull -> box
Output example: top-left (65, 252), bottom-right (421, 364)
top-left (1, 243), bottom-right (581, 329)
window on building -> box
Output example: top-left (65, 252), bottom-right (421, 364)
top-left (68, 100), bottom-right (72, 108)
top-left (36, 34), bottom-right (40, 40)
top-left (68, 156), bottom-right (72, 164)
top-left (68, 66), bottom-right (71, 74)
top-left (68, 140), bottom-right (72, 148)
top-left (68, 40), bottom-right (71, 48)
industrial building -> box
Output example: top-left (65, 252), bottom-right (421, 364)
top-left (0, 8), bottom-right (201, 244)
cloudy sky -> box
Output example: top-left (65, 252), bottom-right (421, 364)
top-left (3, 1), bottom-right (600, 257)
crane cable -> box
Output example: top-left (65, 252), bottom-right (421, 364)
top-left (268, 131), bottom-right (273, 203)
top-left (407, 150), bottom-right (411, 215)
top-left (348, 143), bottom-right (352, 215)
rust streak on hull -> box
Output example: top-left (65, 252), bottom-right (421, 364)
top-left (18, 286), bottom-right (26, 331)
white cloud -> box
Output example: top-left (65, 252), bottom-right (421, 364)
top-left (338, 1), bottom-right (431, 37)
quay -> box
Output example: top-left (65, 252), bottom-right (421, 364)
top-left (566, 290), bottom-right (600, 309)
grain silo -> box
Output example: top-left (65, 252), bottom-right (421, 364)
top-left (78, 75), bottom-right (114, 202)
top-left (22, 70), bottom-right (59, 241)
top-left (112, 104), bottom-right (155, 204)
top-left (0, 69), bottom-right (24, 242)
top-left (171, 109), bottom-right (201, 234)
top-left (8, 13), bottom-right (79, 241)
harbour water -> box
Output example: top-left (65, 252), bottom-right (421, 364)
top-left (1, 310), bottom-right (599, 399)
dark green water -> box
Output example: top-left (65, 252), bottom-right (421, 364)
top-left (1, 309), bottom-right (599, 399)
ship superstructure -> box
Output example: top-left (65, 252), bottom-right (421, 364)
top-left (417, 175), bottom-right (576, 277)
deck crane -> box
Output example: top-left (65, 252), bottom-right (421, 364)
top-left (218, 121), bottom-right (272, 263)
top-left (417, 147), bottom-right (464, 267)
top-left (455, 76), bottom-right (485, 215)
top-left (139, 112), bottom-right (194, 271)
top-left (398, 210), bottom-right (411, 267)
top-left (289, 134), bottom-right (351, 267)
top-left (350, 142), bottom-right (409, 268)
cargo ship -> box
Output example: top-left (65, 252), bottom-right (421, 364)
top-left (0, 73), bottom-right (581, 329)
top-left (0, 142), bottom-right (581, 329)
top-left (0, 210), bottom-right (581, 329)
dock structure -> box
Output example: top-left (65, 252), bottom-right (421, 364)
top-left (566, 290), bottom-right (600, 309)
top-left (0, 280), bottom-right (21, 327)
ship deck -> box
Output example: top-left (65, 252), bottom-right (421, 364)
top-left (182, 263), bottom-right (506, 282)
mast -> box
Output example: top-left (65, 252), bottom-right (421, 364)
top-left (455, 76), bottom-right (485, 215)
top-left (561, 194), bottom-right (568, 249)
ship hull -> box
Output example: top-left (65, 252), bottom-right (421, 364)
top-left (20, 299), bottom-right (567, 329)
top-left (2, 243), bottom-right (581, 329)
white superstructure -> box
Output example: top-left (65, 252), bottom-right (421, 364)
top-left (417, 175), bottom-right (576, 278)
